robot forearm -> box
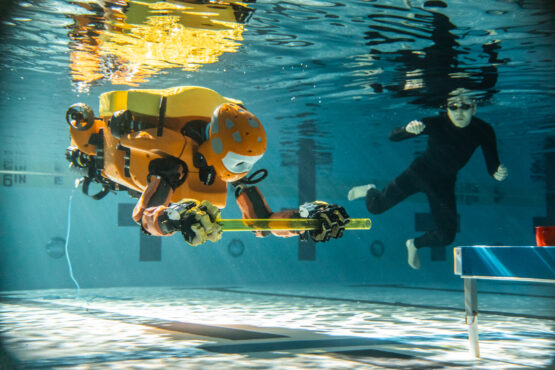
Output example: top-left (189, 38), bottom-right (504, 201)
top-left (137, 200), bottom-right (222, 246)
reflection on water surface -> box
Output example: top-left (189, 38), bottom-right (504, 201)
top-left (68, 0), bottom-right (254, 91)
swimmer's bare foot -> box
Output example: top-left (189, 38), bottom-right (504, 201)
top-left (347, 184), bottom-right (376, 201)
top-left (406, 239), bottom-right (421, 270)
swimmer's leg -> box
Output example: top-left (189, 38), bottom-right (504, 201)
top-left (414, 178), bottom-right (457, 249)
top-left (365, 167), bottom-right (419, 214)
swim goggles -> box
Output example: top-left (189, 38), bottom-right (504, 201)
top-left (447, 103), bottom-right (472, 111)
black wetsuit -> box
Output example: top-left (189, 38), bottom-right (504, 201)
top-left (366, 113), bottom-right (501, 248)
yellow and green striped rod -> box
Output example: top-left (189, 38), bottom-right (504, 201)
top-left (219, 218), bottom-right (371, 232)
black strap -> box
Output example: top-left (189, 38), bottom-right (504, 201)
top-left (242, 169), bottom-right (268, 184)
top-left (181, 120), bottom-right (209, 143)
top-left (193, 152), bottom-right (216, 185)
top-left (146, 176), bottom-right (172, 207)
top-left (242, 187), bottom-right (271, 218)
top-left (116, 144), bottom-right (131, 178)
top-left (157, 96), bottom-right (167, 137)
top-left (128, 119), bottom-right (152, 132)
top-left (148, 157), bottom-right (188, 190)
top-left (88, 129), bottom-right (105, 170)
top-left (81, 176), bottom-right (111, 200)
top-left (233, 169), bottom-right (268, 197)
top-left (88, 131), bottom-right (103, 148)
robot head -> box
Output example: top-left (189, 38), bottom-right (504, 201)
top-left (199, 103), bottom-right (266, 182)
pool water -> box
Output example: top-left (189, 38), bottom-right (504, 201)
top-left (0, 0), bottom-right (554, 367)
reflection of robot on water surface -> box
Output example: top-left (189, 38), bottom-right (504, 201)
top-left (68, 0), bottom-right (256, 91)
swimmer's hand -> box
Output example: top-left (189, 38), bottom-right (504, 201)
top-left (165, 200), bottom-right (222, 246)
top-left (405, 120), bottom-right (425, 135)
top-left (493, 164), bottom-right (508, 181)
top-left (299, 201), bottom-right (350, 242)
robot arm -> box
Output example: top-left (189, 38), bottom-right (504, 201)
top-left (132, 157), bottom-right (222, 246)
top-left (137, 200), bottom-right (222, 246)
top-left (132, 157), bottom-right (187, 227)
top-left (235, 185), bottom-right (350, 242)
top-left (235, 185), bottom-right (298, 237)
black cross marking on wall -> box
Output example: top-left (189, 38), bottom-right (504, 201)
top-left (298, 137), bottom-right (316, 261)
top-left (118, 203), bottom-right (162, 261)
top-left (414, 212), bottom-right (460, 261)
top-left (533, 136), bottom-right (555, 232)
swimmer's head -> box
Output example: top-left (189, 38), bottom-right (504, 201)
top-left (446, 88), bottom-right (476, 128)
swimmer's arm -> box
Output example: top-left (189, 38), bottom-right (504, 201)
top-left (479, 123), bottom-right (502, 177)
top-left (389, 126), bottom-right (412, 141)
top-left (389, 119), bottom-right (428, 141)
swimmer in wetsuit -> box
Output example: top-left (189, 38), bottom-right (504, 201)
top-left (348, 88), bottom-right (508, 269)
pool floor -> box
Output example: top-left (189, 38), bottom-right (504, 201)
top-left (1, 283), bottom-right (554, 368)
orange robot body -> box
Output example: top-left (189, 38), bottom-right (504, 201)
top-left (69, 120), bottom-right (104, 156)
top-left (68, 86), bottom-right (243, 208)
top-left (119, 127), bottom-right (227, 208)
top-left (70, 117), bottom-right (228, 208)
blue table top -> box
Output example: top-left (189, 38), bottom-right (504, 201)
top-left (454, 246), bottom-right (555, 283)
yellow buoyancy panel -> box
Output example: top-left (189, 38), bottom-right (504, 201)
top-left (98, 86), bottom-right (243, 119)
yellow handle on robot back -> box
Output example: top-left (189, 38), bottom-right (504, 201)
top-left (219, 218), bottom-right (371, 232)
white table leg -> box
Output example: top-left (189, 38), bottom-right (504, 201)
top-left (464, 278), bottom-right (480, 357)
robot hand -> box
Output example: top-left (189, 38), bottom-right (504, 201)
top-left (299, 201), bottom-right (350, 243)
top-left (164, 200), bottom-right (222, 246)
top-left (405, 120), bottom-right (425, 135)
top-left (493, 164), bottom-right (508, 181)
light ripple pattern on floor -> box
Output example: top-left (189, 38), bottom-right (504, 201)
top-left (1, 284), bottom-right (554, 368)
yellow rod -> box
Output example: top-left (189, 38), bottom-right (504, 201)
top-left (219, 218), bottom-right (371, 232)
